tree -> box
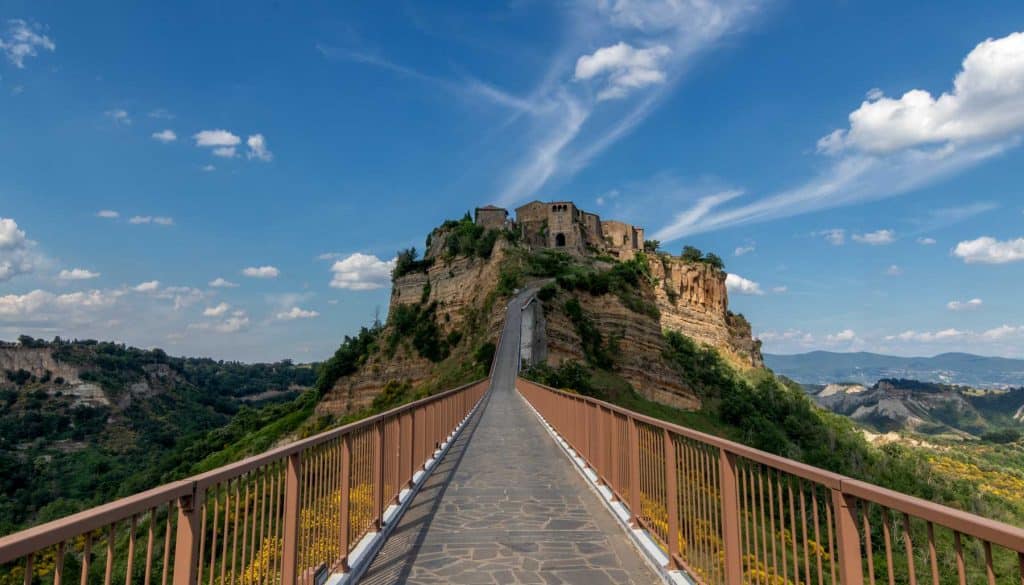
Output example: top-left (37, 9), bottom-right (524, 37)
top-left (392, 247), bottom-right (419, 278)
top-left (643, 239), bottom-right (661, 252)
top-left (681, 245), bottom-right (703, 262)
top-left (704, 253), bottom-right (725, 270)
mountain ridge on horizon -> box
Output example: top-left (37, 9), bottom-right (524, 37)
top-left (765, 350), bottom-right (1024, 388)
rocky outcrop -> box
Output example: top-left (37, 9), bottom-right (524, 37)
top-left (0, 346), bottom-right (81, 384)
top-left (318, 241), bottom-right (509, 416)
top-left (545, 292), bottom-right (700, 410)
top-left (649, 257), bottom-right (763, 369)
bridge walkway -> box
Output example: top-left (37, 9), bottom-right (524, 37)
top-left (360, 291), bottom-right (659, 584)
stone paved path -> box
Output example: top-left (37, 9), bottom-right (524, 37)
top-left (361, 291), bottom-right (660, 585)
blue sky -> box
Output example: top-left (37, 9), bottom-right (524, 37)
top-left (1, 1), bottom-right (1024, 362)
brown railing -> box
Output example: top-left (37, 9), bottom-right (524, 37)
top-left (518, 377), bottom-right (1024, 585)
top-left (0, 378), bottom-right (489, 585)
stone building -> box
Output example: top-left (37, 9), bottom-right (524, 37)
top-left (474, 199), bottom-right (645, 260)
top-left (474, 205), bottom-right (508, 230)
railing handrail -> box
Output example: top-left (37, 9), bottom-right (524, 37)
top-left (0, 377), bottom-right (487, 564)
top-left (518, 376), bottom-right (1024, 552)
top-left (191, 377), bottom-right (486, 488)
top-left (0, 481), bottom-right (193, 564)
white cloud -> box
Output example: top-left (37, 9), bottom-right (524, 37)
top-left (242, 265), bottom-right (280, 279)
top-left (917, 237), bottom-right (937, 245)
top-left (276, 307), bottom-right (319, 320)
top-left (317, 252), bottom-right (343, 261)
top-left (329, 253), bottom-right (395, 290)
top-left (0, 218), bottom-right (27, 249)
top-left (772, 286), bottom-right (788, 294)
top-left (133, 280), bottom-right (160, 293)
top-left (654, 32), bottom-right (1024, 239)
top-left (152, 129), bottom-right (177, 143)
top-left (494, 1), bottom-right (759, 206)
top-left (212, 147), bottom-right (236, 158)
top-left (0, 217), bottom-right (38, 282)
top-left (201, 164), bottom-right (216, 172)
top-left (208, 277), bottom-right (238, 288)
top-left (246, 134), bottom-right (273, 161)
top-left (0, 288), bottom-right (121, 319)
top-left (105, 109), bottom-right (131, 126)
top-left (826, 329), bottom-right (858, 343)
top-left (190, 310), bottom-right (249, 333)
top-left (947, 298), bottom-right (983, 311)
top-left (982, 324), bottom-right (1023, 340)
top-left (852, 229), bottom-right (895, 245)
top-left (953, 236), bottom-right (1024, 264)
top-left (575, 42), bottom-right (671, 101)
top-left (58, 268), bottom-right (100, 281)
top-left (758, 329), bottom-right (815, 345)
top-left (734, 244), bottom-right (755, 256)
top-left (817, 229), bottom-right (846, 246)
top-left (725, 273), bottom-right (763, 296)
top-left (129, 216), bottom-right (174, 226)
top-left (886, 328), bottom-right (966, 343)
top-left (194, 129), bottom-right (241, 147)
top-left (203, 302), bottom-right (230, 317)
top-left (0, 19), bottom-right (55, 68)
top-left (885, 264), bottom-right (903, 276)
top-left (96, 210), bottom-right (119, 219)
top-left (820, 32), bottom-right (1024, 155)
top-left (866, 87), bottom-right (884, 101)
top-left (148, 108), bottom-right (174, 120)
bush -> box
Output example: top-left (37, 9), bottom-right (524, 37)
top-left (537, 283), bottom-right (557, 301)
top-left (523, 361), bottom-right (598, 398)
top-left (392, 247), bottom-right (433, 279)
top-left (475, 342), bottom-right (496, 370)
top-left (316, 325), bottom-right (381, 393)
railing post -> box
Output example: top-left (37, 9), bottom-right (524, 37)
top-left (172, 486), bottom-right (202, 585)
top-left (833, 490), bottom-right (865, 585)
top-left (373, 421), bottom-right (384, 530)
top-left (338, 436), bottom-right (351, 572)
top-left (663, 428), bottom-right (682, 570)
top-left (719, 450), bottom-right (743, 585)
top-left (281, 453), bottom-right (301, 585)
top-left (403, 411), bottom-right (415, 489)
top-left (628, 417), bottom-right (642, 526)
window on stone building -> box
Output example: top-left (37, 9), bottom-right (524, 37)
top-left (555, 233), bottom-right (566, 247)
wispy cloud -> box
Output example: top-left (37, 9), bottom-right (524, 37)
top-left (654, 31), bottom-right (1024, 239)
top-left (0, 19), bottom-right (55, 68)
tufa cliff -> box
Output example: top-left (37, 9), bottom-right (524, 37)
top-left (318, 203), bottom-right (763, 415)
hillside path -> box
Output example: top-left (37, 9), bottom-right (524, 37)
top-left (360, 289), bottom-right (660, 584)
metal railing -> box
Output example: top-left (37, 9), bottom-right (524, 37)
top-left (518, 377), bottom-right (1024, 585)
top-left (0, 378), bottom-right (489, 585)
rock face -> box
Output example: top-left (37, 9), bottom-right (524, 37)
top-left (544, 292), bottom-right (700, 410)
top-left (649, 257), bottom-right (763, 369)
top-left (0, 346), bottom-right (81, 384)
top-left (318, 241), bottom-right (509, 416)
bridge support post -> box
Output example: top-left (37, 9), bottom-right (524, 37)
top-left (832, 490), bottom-right (865, 585)
top-left (372, 421), bottom-right (384, 530)
top-left (338, 435), bottom-right (351, 572)
top-left (663, 428), bottom-right (682, 570)
top-left (281, 453), bottom-right (301, 585)
top-left (719, 450), bottom-right (743, 585)
top-left (172, 486), bottom-right (202, 585)
top-left (628, 417), bottom-right (642, 527)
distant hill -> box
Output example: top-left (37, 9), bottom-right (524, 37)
top-left (808, 378), bottom-right (1024, 438)
top-left (764, 351), bottom-right (1024, 389)
top-left (0, 336), bottom-right (317, 534)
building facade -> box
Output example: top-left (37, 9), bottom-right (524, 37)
top-left (474, 200), bottom-right (645, 260)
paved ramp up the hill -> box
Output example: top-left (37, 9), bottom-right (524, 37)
top-left (361, 290), bottom-right (660, 584)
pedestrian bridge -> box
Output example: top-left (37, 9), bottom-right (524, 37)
top-left (3, 293), bottom-right (1024, 585)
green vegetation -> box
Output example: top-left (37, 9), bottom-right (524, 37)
top-left (392, 247), bottom-right (433, 279)
top-left (679, 245), bottom-right (724, 269)
top-left (0, 339), bottom-right (316, 534)
top-left (315, 325), bottom-right (381, 394)
top-left (388, 301), bottom-right (451, 362)
top-left (436, 213), bottom-right (501, 260)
